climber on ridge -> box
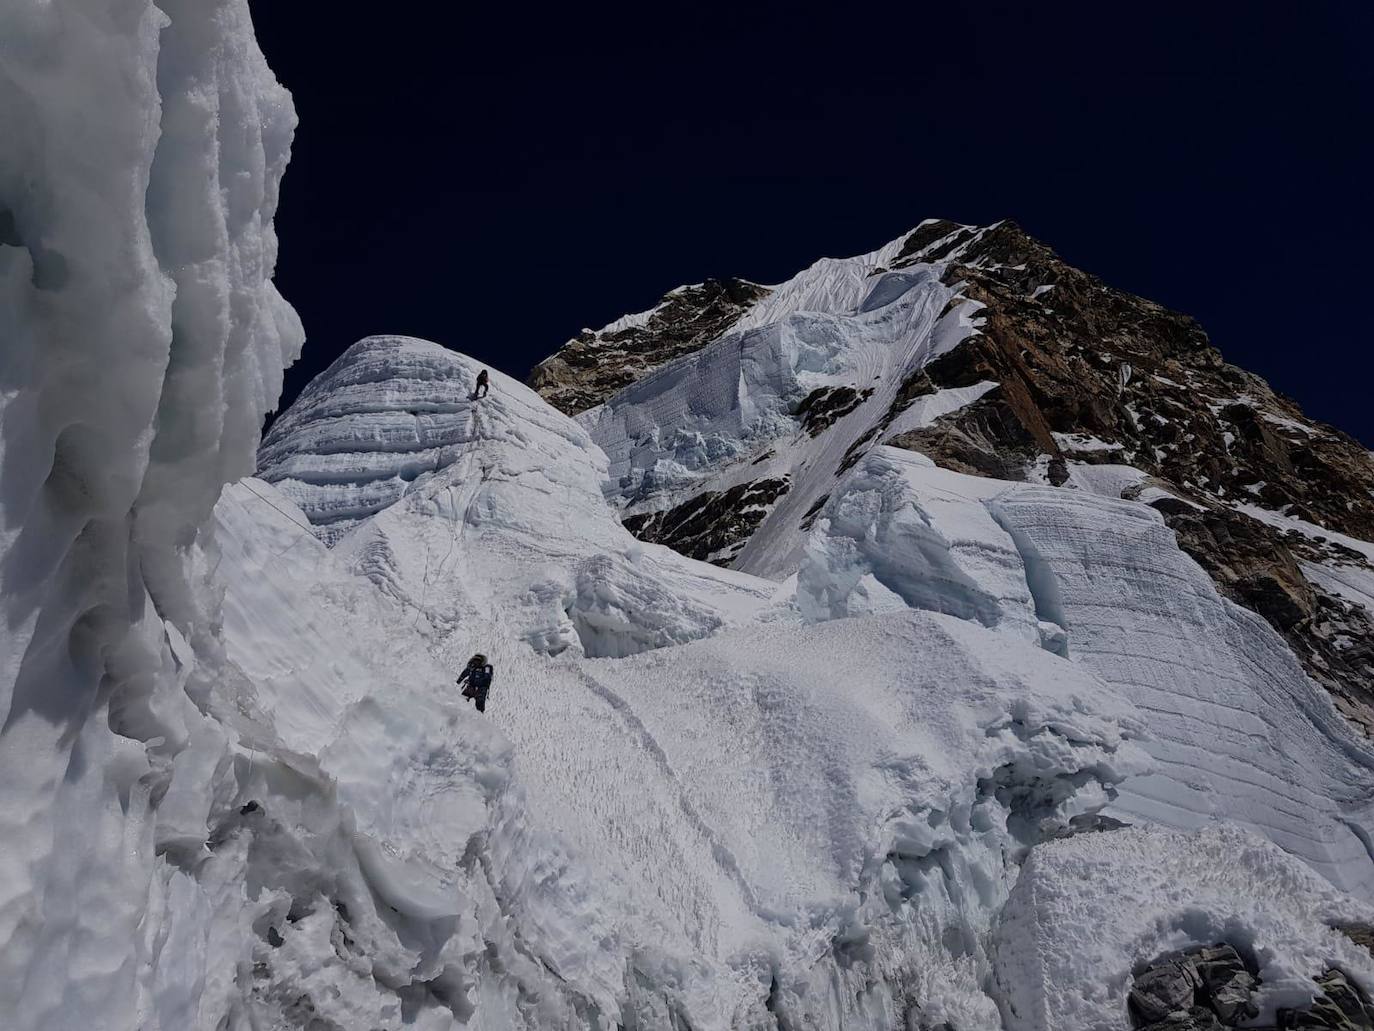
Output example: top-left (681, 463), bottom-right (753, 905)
top-left (473, 368), bottom-right (490, 399)
top-left (457, 653), bottom-right (495, 713)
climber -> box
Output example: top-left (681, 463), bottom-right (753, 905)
top-left (457, 653), bottom-right (495, 713)
top-left (473, 369), bottom-right (490, 399)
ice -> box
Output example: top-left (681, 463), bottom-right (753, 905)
top-left (0, 1), bottom-right (302, 1026)
top-left (582, 259), bottom-right (983, 580)
top-left (988, 487), bottom-right (1374, 895)
top-left (796, 449), bottom-right (1374, 895)
top-left (796, 449), bottom-right (1041, 643)
top-left (201, 461), bottom-right (1163, 1027)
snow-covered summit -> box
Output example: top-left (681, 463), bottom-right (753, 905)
top-left (548, 217), bottom-right (1374, 731)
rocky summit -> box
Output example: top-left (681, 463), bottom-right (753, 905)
top-left (534, 218), bottom-right (1374, 732)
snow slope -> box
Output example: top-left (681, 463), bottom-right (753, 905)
top-left (241, 321), bottom-right (1374, 1027)
top-left (260, 335), bottom-right (778, 657)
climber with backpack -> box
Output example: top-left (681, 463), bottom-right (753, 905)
top-left (473, 369), bottom-right (490, 399)
top-left (457, 653), bottom-right (495, 713)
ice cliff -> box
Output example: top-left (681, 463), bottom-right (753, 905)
top-left (5, 5), bottom-right (1374, 1030)
top-left (0, 0), bottom-right (302, 1027)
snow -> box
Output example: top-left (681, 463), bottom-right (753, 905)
top-left (580, 253), bottom-right (986, 580)
top-left (989, 487), bottom-right (1374, 895)
top-left (1051, 431), bottom-right (1124, 453)
top-left (880, 380), bottom-right (999, 440)
top-left (218, 469), bottom-right (1159, 1026)
top-left (994, 824), bottom-right (1374, 1031)
top-left (796, 449), bottom-right (1042, 644)
top-left (786, 448), bottom-right (1374, 895)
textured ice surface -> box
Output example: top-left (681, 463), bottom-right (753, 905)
top-left (215, 474), bottom-right (1155, 1027)
top-left (579, 254), bottom-right (984, 580)
top-left (0, 1), bottom-right (302, 1027)
top-left (799, 449), bottom-right (1374, 896)
top-left (994, 825), bottom-right (1374, 1031)
top-left (989, 486), bottom-right (1374, 895)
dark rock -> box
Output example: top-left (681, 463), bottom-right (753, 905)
top-left (1336, 924), bottom-right (1374, 959)
top-left (794, 385), bottom-right (874, 436)
top-left (888, 392), bottom-right (1041, 481)
top-left (1190, 945), bottom-right (1259, 1024)
top-left (529, 278), bottom-right (770, 414)
top-left (622, 477), bottom-right (790, 566)
top-left (1304, 969), bottom-right (1374, 1030)
top-left (1138, 1005), bottom-right (1225, 1030)
top-left (1130, 959), bottom-right (1201, 1023)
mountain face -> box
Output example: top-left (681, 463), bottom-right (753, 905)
top-left (530, 277), bottom-right (772, 416)
top-left (247, 231), bottom-right (1374, 1024)
top-left (6, 9), bottom-right (1374, 1027)
top-left (534, 219), bottom-right (1374, 732)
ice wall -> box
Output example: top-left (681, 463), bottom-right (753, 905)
top-left (0, 1), bottom-right (302, 1026)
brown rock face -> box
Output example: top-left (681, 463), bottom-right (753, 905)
top-left (528, 217), bottom-right (1374, 732)
top-left (622, 477), bottom-right (791, 566)
top-left (886, 220), bottom-right (1374, 544)
top-left (876, 220), bottom-right (1374, 731)
top-left (529, 277), bottom-right (770, 415)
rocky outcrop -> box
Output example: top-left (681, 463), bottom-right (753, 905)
top-left (622, 476), bottom-right (791, 566)
top-left (529, 277), bottom-right (770, 414)
top-left (1130, 944), bottom-right (1374, 1030)
top-left (885, 221), bottom-right (1374, 540)
top-left (529, 218), bottom-right (1374, 732)
top-left (796, 385), bottom-right (874, 436)
top-left (876, 220), bottom-right (1374, 732)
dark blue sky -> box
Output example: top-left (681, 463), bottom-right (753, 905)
top-left (250, 2), bottom-right (1373, 443)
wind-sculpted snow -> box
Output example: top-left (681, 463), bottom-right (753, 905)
top-left (994, 825), bottom-right (1374, 1031)
top-left (801, 448), bottom-right (1374, 898)
top-left (988, 487), bottom-right (1374, 895)
top-left (210, 476), bottom-right (1156, 1027)
top-left (0, 1), bottom-right (302, 1027)
top-left (260, 334), bottom-right (777, 658)
top-left (259, 335), bottom-right (604, 542)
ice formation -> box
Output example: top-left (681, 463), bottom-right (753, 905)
top-left (4, 5), bottom-right (1374, 1029)
top-left (0, 0), bottom-right (302, 1027)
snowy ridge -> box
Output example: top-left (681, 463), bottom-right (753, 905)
top-left (258, 335), bottom-right (599, 542)
top-left (580, 254), bottom-right (986, 579)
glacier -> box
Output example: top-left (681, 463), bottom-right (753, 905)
top-left (3, 4), bottom-right (1374, 1030)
